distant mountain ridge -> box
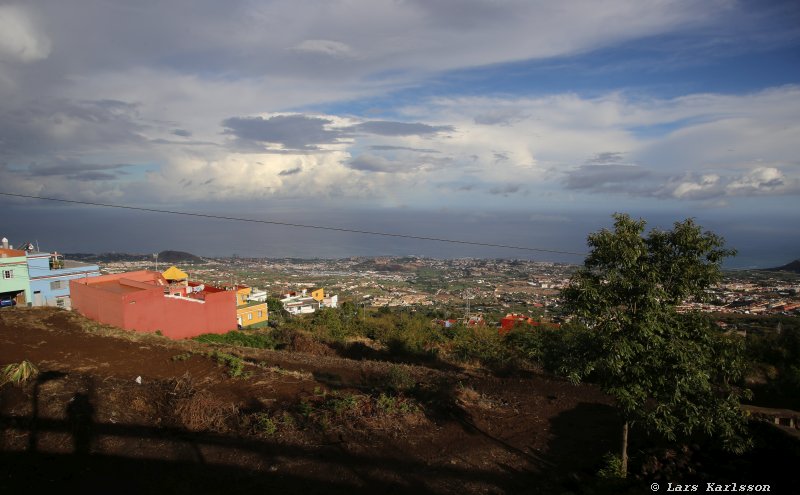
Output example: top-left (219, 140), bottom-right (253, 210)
top-left (65, 250), bottom-right (205, 264)
top-left (766, 259), bottom-right (800, 274)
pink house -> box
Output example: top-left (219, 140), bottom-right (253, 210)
top-left (70, 270), bottom-right (236, 339)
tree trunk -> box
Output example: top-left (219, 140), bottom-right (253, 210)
top-left (621, 420), bottom-right (629, 477)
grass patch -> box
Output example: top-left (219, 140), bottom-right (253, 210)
top-left (377, 392), bottom-right (420, 415)
top-left (0, 360), bottom-right (39, 386)
top-left (209, 351), bottom-right (250, 379)
top-left (171, 352), bottom-right (192, 362)
top-left (253, 413), bottom-right (278, 435)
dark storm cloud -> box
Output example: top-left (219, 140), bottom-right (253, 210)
top-left (222, 114), bottom-right (346, 151)
top-left (221, 114), bottom-right (455, 151)
top-left (350, 121), bottom-right (454, 137)
top-left (0, 98), bottom-right (145, 159)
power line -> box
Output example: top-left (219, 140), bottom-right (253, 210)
top-left (0, 192), bottom-right (587, 256)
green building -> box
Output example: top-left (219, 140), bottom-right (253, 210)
top-left (0, 243), bottom-right (31, 306)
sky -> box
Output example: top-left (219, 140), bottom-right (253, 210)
top-left (0, 0), bottom-right (798, 267)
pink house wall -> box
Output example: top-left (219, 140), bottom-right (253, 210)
top-left (70, 271), bottom-right (237, 339)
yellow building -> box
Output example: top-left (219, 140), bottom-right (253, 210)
top-left (308, 288), bottom-right (324, 302)
top-left (235, 286), bottom-right (251, 306)
top-left (234, 286), bottom-right (268, 328)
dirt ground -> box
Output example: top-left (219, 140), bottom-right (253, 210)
top-left (1, 308), bottom-right (796, 494)
top-left (0, 307), bottom-right (625, 494)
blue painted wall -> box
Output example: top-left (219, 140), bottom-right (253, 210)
top-left (27, 253), bottom-right (100, 308)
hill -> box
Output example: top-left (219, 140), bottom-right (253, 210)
top-left (156, 250), bottom-right (205, 264)
top-left (767, 259), bottom-right (800, 274)
top-left (0, 307), bottom-right (616, 494)
top-left (1, 308), bottom-right (797, 493)
top-left (64, 250), bottom-right (205, 264)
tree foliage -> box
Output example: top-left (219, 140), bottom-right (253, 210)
top-left (561, 214), bottom-right (751, 461)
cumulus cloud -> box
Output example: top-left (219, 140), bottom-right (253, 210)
top-left (658, 167), bottom-right (799, 200)
top-left (0, 1), bottom-right (795, 211)
top-left (0, 5), bottom-right (51, 62)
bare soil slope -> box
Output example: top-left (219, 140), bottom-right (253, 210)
top-left (1, 308), bottom-right (620, 494)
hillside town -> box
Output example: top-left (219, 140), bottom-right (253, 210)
top-left (4, 234), bottom-right (798, 342)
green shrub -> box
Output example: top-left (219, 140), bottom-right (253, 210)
top-left (326, 392), bottom-right (361, 416)
top-left (194, 330), bottom-right (277, 349)
top-left (452, 326), bottom-right (514, 370)
top-left (210, 351), bottom-right (249, 378)
top-left (376, 392), bottom-right (419, 415)
top-left (597, 452), bottom-right (625, 479)
top-left (385, 365), bottom-right (415, 392)
top-left (254, 413), bottom-right (277, 435)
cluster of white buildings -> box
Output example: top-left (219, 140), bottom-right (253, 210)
top-left (280, 287), bottom-right (338, 315)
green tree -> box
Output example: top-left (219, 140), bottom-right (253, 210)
top-left (266, 297), bottom-right (290, 321)
top-left (561, 213), bottom-right (750, 476)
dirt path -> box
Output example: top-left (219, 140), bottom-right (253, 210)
top-left (1, 308), bottom-right (619, 494)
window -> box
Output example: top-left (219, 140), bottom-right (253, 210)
top-left (50, 280), bottom-right (64, 290)
top-left (247, 313), bottom-right (253, 320)
top-left (56, 298), bottom-right (66, 308)
top-left (257, 310), bottom-right (263, 318)
top-left (2, 270), bottom-right (12, 279)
